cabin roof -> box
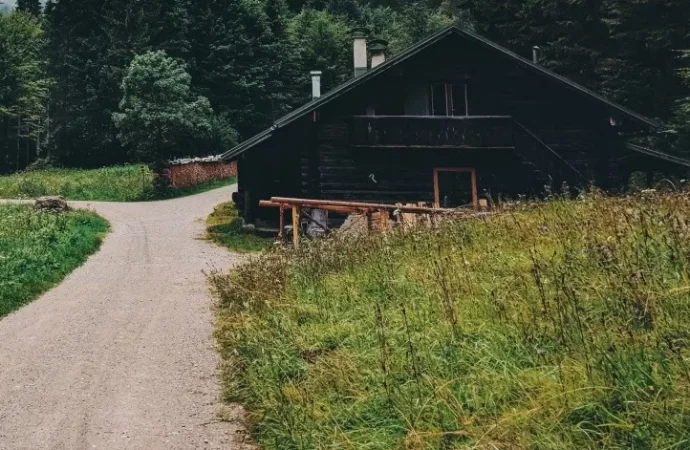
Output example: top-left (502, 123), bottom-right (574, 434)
top-left (222, 25), bottom-right (660, 161)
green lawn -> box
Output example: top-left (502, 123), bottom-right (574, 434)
top-left (206, 202), bottom-right (275, 253)
top-left (0, 205), bottom-right (109, 317)
top-left (211, 192), bottom-right (690, 449)
top-left (0, 165), bottom-right (236, 202)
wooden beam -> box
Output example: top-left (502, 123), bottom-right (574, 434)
top-left (271, 197), bottom-right (457, 214)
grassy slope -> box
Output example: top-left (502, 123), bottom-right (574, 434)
top-left (207, 202), bottom-right (275, 253)
top-left (211, 193), bottom-right (690, 449)
top-left (0, 205), bottom-right (109, 317)
top-left (0, 165), bottom-right (236, 202)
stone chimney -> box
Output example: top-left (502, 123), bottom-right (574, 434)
top-left (352, 27), bottom-right (369, 77)
top-left (369, 38), bottom-right (389, 68)
top-left (310, 70), bottom-right (322, 99)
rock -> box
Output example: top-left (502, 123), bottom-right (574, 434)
top-left (34, 196), bottom-right (70, 213)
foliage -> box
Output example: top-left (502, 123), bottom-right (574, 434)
top-left (113, 51), bottom-right (214, 164)
top-left (0, 205), bottom-right (109, 317)
top-left (212, 192), bottom-right (690, 449)
top-left (17, 0), bottom-right (41, 15)
top-left (0, 165), bottom-right (236, 201)
top-left (1, 0), bottom-right (688, 168)
top-left (207, 202), bottom-right (275, 253)
top-left (287, 9), bottom-right (351, 95)
top-left (0, 11), bottom-right (51, 172)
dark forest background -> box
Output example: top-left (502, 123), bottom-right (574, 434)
top-left (1, 0), bottom-right (689, 172)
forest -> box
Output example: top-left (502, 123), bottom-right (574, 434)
top-left (0, 0), bottom-right (689, 173)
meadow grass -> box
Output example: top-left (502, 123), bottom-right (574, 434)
top-left (210, 192), bottom-right (690, 449)
top-left (207, 202), bottom-right (275, 253)
top-left (0, 166), bottom-right (237, 202)
top-left (0, 205), bottom-right (109, 317)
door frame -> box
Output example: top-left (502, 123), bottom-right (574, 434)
top-left (433, 167), bottom-right (478, 209)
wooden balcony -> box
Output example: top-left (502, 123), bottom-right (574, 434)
top-left (350, 115), bottom-right (514, 149)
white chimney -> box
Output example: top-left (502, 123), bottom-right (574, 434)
top-left (532, 46), bottom-right (541, 64)
top-left (310, 70), bottom-right (322, 99)
top-left (352, 28), bottom-right (369, 77)
top-left (369, 38), bottom-right (388, 68)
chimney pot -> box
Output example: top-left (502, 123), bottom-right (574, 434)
top-left (352, 27), bottom-right (370, 78)
top-left (369, 38), bottom-right (389, 68)
top-left (310, 70), bottom-right (322, 99)
top-left (532, 46), bottom-right (541, 64)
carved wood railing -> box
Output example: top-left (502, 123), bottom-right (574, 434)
top-left (350, 116), bottom-right (514, 149)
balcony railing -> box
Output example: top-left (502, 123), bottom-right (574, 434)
top-left (350, 115), bottom-right (514, 149)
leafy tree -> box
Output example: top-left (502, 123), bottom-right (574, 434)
top-left (0, 11), bottom-right (51, 172)
top-left (113, 51), bottom-right (214, 164)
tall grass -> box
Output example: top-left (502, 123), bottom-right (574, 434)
top-left (211, 192), bottom-right (690, 449)
top-left (0, 165), bottom-right (237, 202)
top-left (0, 205), bottom-right (109, 317)
top-left (206, 202), bottom-right (275, 253)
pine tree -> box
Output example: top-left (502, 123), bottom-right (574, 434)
top-left (189, 0), bottom-right (281, 138)
top-left (265, 0), bottom-right (303, 112)
top-left (598, 0), bottom-right (690, 119)
top-left (17, 0), bottom-right (41, 15)
top-left (44, 0), bottom-right (108, 165)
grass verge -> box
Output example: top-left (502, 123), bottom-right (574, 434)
top-left (210, 192), bottom-right (690, 449)
top-left (0, 205), bottom-right (109, 317)
top-left (207, 202), bottom-right (275, 253)
top-left (0, 165), bottom-right (236, 202)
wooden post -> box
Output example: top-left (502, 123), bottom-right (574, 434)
top-left (292, 206), bottom-right (300, 249)
top-left (278, 206), bottom-right (285, 239)
top-left (471, 169), bottom-right (478, 209)
top-left (433, 169), bottom-right (440, 208)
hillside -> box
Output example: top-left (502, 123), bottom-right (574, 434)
top-left (212, 192), bottom-right (690, 449)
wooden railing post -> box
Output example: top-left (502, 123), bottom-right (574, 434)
top-left (278, 205), bottom-right (285, 239)
top-left (292, 206), bottom-right (300, 249)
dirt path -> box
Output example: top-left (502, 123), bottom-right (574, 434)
top-left (0, 186), bottom-right (249, 450)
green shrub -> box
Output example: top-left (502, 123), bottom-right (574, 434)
top-left (211, 192), bottom-right (690, 449)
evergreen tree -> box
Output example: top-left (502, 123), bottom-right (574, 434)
top-left (189, 0), bottom-right (281, 138)
top-left (287, 9), bottom-right (350, 96)
top-left (17, 0), bottom-right (41, 15)
top-left (265, 0), bottom-right (303, 112)
top-left (44, 0), bottom-right (112, 165)
top-left (598, 0), bottom-right (690, 119)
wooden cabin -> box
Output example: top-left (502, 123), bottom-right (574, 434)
top-left (223, 26), bottom-right (690, 228)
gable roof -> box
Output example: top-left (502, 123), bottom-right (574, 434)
top-left (222, 25), bottom-right (659, 161)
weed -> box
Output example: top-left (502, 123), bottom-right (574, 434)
top-left (211, 192), bottom-right (690, 449)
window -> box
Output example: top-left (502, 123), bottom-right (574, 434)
top-left (428, 84), bottom-right (469, 117)
top-left (429, 83), bottom-right (448, 116)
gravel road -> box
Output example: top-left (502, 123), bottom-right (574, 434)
top-left (0, 185), bottom-right (249, 450)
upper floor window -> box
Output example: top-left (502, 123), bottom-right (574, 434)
top-left (429, 83), bottom-right (468, 117)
